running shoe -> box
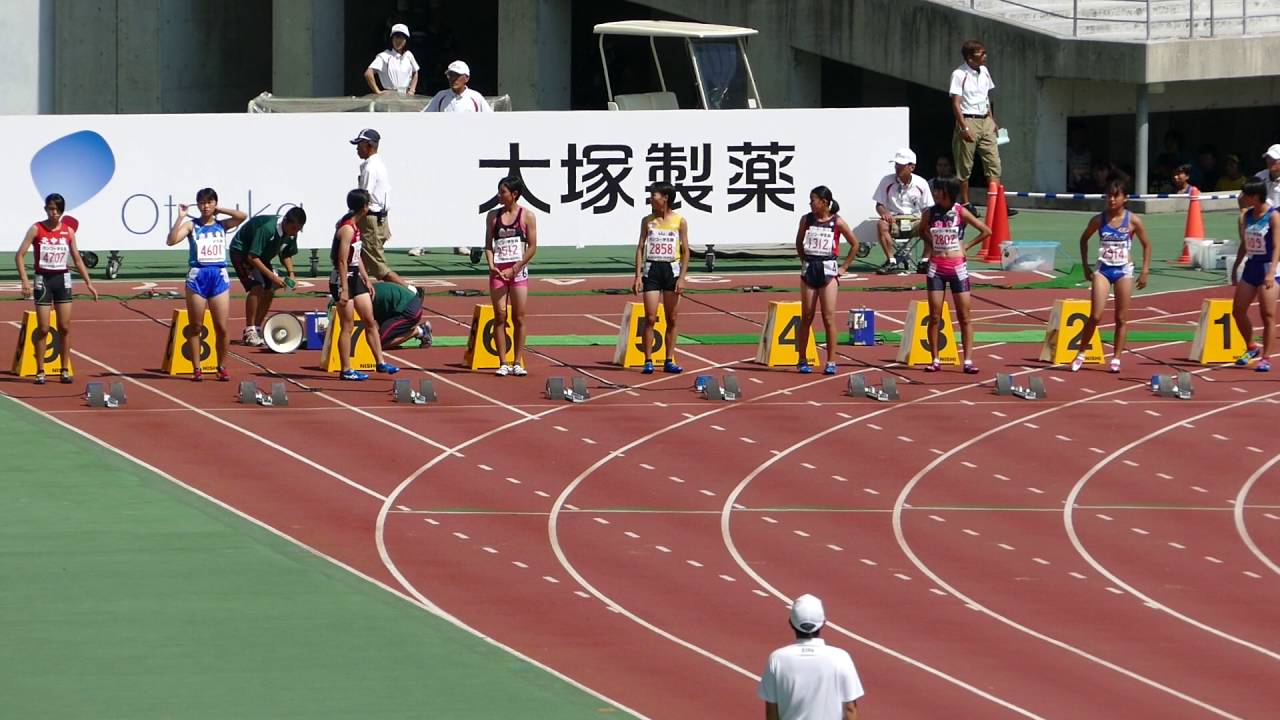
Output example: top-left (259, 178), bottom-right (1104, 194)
top-left (376, 362), bottom-right (399, 374)
top-left (875, 261), bottom-right (899, 276)
top-left (963, 362), bottom-right (980, 375)
top-left (495, 364), bottom-right (512, 377)
top-left (641, 360), bottom-right (655, 375)
top-left (418, 322), bottom-right (433, 347)
top-left (192, 369), bottom-right (203, 382)
top-left (923, 361), bottom-right (942, 373)
top-left (512, 364), bottom-right (528, 377)
top-left (1257, 359), bottom-right (1271, 373)
top-left (340, 369), bottom-right (368, 381)
top-left (797, 362), bottom-right (813, 374)
top-left (1108, 358), bottom-right (1121, 374)
top-left (824, 362), bottom-right (837, 375)
top-left (243, 327), bottom-right (264, 347)
top-left (1070, 354), bottom-right (1086, 373)
top-left (34, 372), bottom-right (45, 385)
top-left (1236, 345), bottom-right (1261, 366)
top-left (663, 360), bottom-right (683, 374)
top-left (60, 369), bottom-right (73, 384)
top-left (216, 366), bottom-right (231, 382)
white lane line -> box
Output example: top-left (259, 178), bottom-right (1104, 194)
top-left (655, 545), bottom-right (671, 553)
top-left (452, 532), bottom-right (470, 540)
top-left (801, 462), bottom-right (816, 470)
top-left (1131, 528), bottom-right (1149, 535)
top-left (1213, 434), bottom-right (1229, 441)
top-left (506, 477), bottom-right (521, 484)
top-left (863, 488), bottom-right (880, 496)
top-left (512, 561), bottom-right (528, 568)
top-left (1123, 460), bottom-right (1140, 467)
top-left (929, 515), bottom-right (947, 523)
top-left (483, 546), bottom-right (499, 554)
top-left (997, 543), bottom-right (1016, 551)
top-left (1027, 487), bottom-right (1045, 494)
top-left (543, 576), bottom-right (560, 584)
top-left (1169, 542), bottom-right (1186, 550)
top-left (894, 573), bottom-right (912, 581)
top-left (859, 558), bottom-right (878, 566)
top-left (961, 461), bottom-right (977, 469)
top-left (719, 574), bottom-right (736, 582)
top-left (793, 530), bottom-right (810, 537)
top-left (700, 489), bottom-right (716, 497)
top-left (1033, 558), bottom-right (1050, 565)
top-left (962, 529), bottom-right (980, 536)
top-left (993, 474), bottom-right (1010, 481)
top-left (686, 560), bottom-right (703, 568)
top-left (1244, 571), bottom-right (1262, 579)
top-left (670, 476), bottom-right (684, 484)
top-left (1145, 410), bottom-right (1161, 417)
top-left (1105, 587), bottom-right (1124, 595)
top-left (831, 474), bottom-right (848, 482)
top-left (1233, 451), bottom-right (1280, 577)
top-left (593, 517), bottom-right (610, 525)
top-left (898, 435), bottom-right (915, 443)
top-left (741, 436), bottom-right (757, 444)
top-left (477, 464), bottom-right (493, 471)
top-left (762, 516), bottom-right (778, 524)
top-left (827, 544), bottom-right (844, 551)
top-left (575, 590), bottom-right (591, 598)
top-left (1157, 473), bottom-right (1174, 480)
top-left (1205, 556), bottom-right (1223, 564)
top-left (424, 518), bottom-right (440, 526)
top-left (1069, 572), bottom-right (1087, 579)
top-left (640, 463), bottom-right (655, 470)
top-left (1096, 514), bottom-right (1113, 521)
top-left (624, 531), bottom-right (640, 539)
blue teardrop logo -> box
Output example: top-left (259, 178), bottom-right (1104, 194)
top-left (30, 131), bottom-right (115, 210)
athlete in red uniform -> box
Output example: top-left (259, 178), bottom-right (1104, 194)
top-left (13, 193), bottom-right (99, 384)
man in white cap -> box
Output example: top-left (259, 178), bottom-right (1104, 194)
top-left (872, 148), bottom-right (933, 275)
top-left (423, 60), bottom-right (492, 113)
top-left (759, 594), bottom-right (863, 720)
top-left (350, 128), bottom-right (413, 290)
top-left (364, 24), bottom-right (419, 95)
top-left (1254, 144), bottom-right (1280, 207)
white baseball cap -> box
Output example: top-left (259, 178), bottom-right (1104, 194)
top-left (446, 60), bottom-right (471, 77)
top-left (789, 594), bottom-right (826, 633)
top-left (892, 148), bottom-right (917, 166)
top-left (1263, 144), bottom-right (1280, 161)
top-left (390, 23), bottom-right (410, 38)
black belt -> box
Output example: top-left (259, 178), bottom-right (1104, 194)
top-left (370, 210), bottom-right (387, 218)
top-left (962, 113), bottom-right (988, 119)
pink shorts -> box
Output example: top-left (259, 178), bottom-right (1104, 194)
top-left (490, 262), bottom-right (529, 291)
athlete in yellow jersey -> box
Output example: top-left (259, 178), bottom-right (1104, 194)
top-left (632, 182), bottom-right (690, 374)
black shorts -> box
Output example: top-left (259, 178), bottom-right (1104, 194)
top-left (328, 271), bottom-right (369, 301)
top-left (801, 256), bottom-right (838, 289)
top-left (34, 272), bottom-right (72, 306)
top-left (641, 261), bottom-right (680, 292)
top-left (230, 250), bottom-right (272, 292)
top-left (379, 295), bottom-right (424, 346)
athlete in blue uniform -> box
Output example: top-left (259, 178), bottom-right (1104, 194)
top-left (166, 188), bottom-right (246, 381)
top-left (1072, 178), bottom-right (1151, 373)
top-left (1231, 178), bottom-right (1279, 372)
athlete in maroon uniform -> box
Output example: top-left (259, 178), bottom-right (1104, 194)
top-left (793, 186), bottom-right (858, 374)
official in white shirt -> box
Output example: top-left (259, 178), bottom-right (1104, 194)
top-left (364, 24), bottom-right (419, 96)
top-left (1254, 144), bottom-right (1280, 207)
top-left (872, 148), bottom-right (934, 275)
top-left (350, 128), bottom-right (412, 289)
top-left (423, 60), bottom-right (493, 113)
top-left (759, 594), bottom-right (863, 720)
top-left (949, 39), bottom-right (1002, 209)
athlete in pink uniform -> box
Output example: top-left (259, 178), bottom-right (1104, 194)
top-left (793, 186), bottom-right (858, 374)
top-left (484, 175), bottom-right (538, 377)
top-left (919, 176), bottom-right (990, 373)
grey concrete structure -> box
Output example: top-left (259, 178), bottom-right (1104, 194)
top-left (273, 0), bottom-right (345, 99)
top-left (0, 0), bottom-right (54, 115)
top-left (497, 0), bottom-right (572, 111)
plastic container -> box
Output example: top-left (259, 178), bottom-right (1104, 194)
top-left (1000, 241), bottom-right (1059, 273)
top-left (1191, 238), bottom-right (1238, 270)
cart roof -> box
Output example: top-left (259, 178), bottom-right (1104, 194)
top-left (592, 20), bottom-right (758, 39)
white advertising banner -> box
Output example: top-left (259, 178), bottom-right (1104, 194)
top-left (0, 108), bottom-right (907, 252)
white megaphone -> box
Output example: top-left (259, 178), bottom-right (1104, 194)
top-left (262, 313), bottom-right (305, 353)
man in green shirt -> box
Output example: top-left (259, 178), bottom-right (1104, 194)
top-left (371, 281), bottom-right (431, 350)
top-left (229, 207), bottom-right (307, 346)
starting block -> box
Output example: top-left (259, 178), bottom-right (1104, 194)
top-left (693, 374), bottom-right (742, 401)
top-left (393, 378), bottom-right (437, 405)
top-left (1151, 372), bottom-right (1194, 400)
top-left (846, 374), bottom-right (899, 402)
top-left (546, 376), bottom-right (589, 403)
top-left (85, 381), bottom-right (127, 408)
top-left (995, 373), bottom-right (1046, 400)
top-left (238, 380), bottom-right (289, 407)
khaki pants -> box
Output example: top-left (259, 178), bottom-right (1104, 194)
top-left (953, 115), bottom-right (1002, 182)
top-left (357, 212), bottom-right (392, 280)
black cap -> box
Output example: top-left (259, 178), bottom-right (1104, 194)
top-left (350, 129), bottom-right (381, 145)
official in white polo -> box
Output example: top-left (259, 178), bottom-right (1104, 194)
top-left (350, 128), bottom-right (412, 289)
top-left (759, 594), bottom-right (864, 720)
top-left (1254, 144), bottom-right (1280, 207)
top-left (364, 24), bottom-right (419, 95)
top-left (949, 39), bottom-right (1001, 209)
top-left (423, 60), bottom-right (493, 113)
top-left (872, 147), bottom-right (933, 275)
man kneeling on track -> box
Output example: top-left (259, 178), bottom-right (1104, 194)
top-left (371, 281), bottom-right (432, 350)
top-left (230, 207), bottom-right (307, 346)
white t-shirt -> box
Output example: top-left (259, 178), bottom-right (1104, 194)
top-left (423, 87), bottom-right (493, 113)
top-left (873, 173), bottom-right (933, 215)
top-left (949, 64), bottom-right (994, 116)
top-left (359, 153), bottom-right (391, 213)
top-left (758, 638), bottom-right (864, 720)
top-left (368, 49), bottom-right (420, 92)
top-left (1253, 169), bottom-right (1280, 207)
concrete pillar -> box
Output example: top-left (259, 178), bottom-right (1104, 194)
top-left (273, 0), bottom-right (345, 97)
top-left (54, 1), bottom-right (118, 113)
top-left (0, 0), bottom-right (54, 114)
top-left (742, 4), bottom-right (820, 108)
top-left (117, 0), bottom-right (162, 113)
top-left (1031, 78), bottom-right (1070, 191)
top-left (1135, 84), bottom-right (1149, 194)
top-left (498, 0), bottom-right (571, 111)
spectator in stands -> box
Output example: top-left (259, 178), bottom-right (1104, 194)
top-left (1066, 125), bottom-right (1092, 192)
top-left (1081, 160), bottom-right (1115, 195)
top-left (935, 155), bottom-right (954, 180)
top-left (1217, 153), bottom-right (1246, 192)
top-left (1156, 129), bottom-right (1191, 173)
top-left (1171, 164), bottom-right (1194, 195)
top-left (423, 60), bottom-right (492, 113)
top-left (1254, 144), bottom-right (1280, 206)
top-left (364, 24), bottom-right (419, 96)
top-left (1192, 144), bottom-right (1219, 190)
top-left (949, 40), bottom-right (1001, 211)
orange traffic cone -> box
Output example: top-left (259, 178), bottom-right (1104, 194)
top-left (983, 184), bottom-right (1010, 264)
top-left (979, 180), bottom-right (1000, 259)
top-left (1173, 186), bottom-right (1202, 265)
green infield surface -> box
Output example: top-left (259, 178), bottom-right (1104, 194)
top-left (0, 396), bottom-right (625, 719)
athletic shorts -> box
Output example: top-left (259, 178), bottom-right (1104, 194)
top-left (185, 266), bottom-right (231, 299)
top-left (230, 250), bottom-right (274, 292)
top-left (1096, 262), bottom-right (1134, 284)
top-left (489, 261), bottom-right (529, 291)
top-left (33, 272), bottom-right (72, 306)
top-left (328, 271), bottom-right (370, 301)
top-left (1240, 259), bottom-right (1277, 287)
top-left (379, 295), bottom-right (424, 346)
top-left (642, 260), bottom-right (680, 293)
top-left (926, 255), bottom-right (971, 293)
top-left (801, 255), bottom-right (838, 289)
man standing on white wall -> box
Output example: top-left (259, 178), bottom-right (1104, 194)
top-left (759, 594), bottom-right (864, 719)
top-left (351, 128), bottom-right (413, 290)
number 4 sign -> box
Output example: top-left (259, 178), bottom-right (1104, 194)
top-left (1039, 299), bottom-right (1103, 364)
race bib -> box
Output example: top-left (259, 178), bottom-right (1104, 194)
top-left (930, 226), bottom-right (960, 252)
top-left (1099, 242), bottom-right (1130, 265)
top-left (802, 226), bottom-right (835, 256)
top-left (494, 235), bottom-right (523, 264)
top-left (1245, 228), bottom-right (1267, 255)
top-left (38, 243), bottom-right (68, 271)
top-left (645, 228), bottom-right (678, 261)
top-left (194, 230), bottom-right (226, 264)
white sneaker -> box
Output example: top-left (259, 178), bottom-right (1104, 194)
top-left (512, 364), bottom-right (527, 377)
top-left (1069, 354), bottom-right (1085, 373)
top-left (244, 328), bottom-right (265, 347)
top-left (495, 364), bottom-right (512, 377)
top-left (406, 247), bottom-right (425, 257)
top-left (1108, 358), bottom-right (1121, 374)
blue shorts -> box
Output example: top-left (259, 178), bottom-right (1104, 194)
top-left (185, 266), bottom-right (231, 298)
top-left (1241, 260), bottom-right (1277, 287)
top-left (1096, 263), bottom-right (1133, 284)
